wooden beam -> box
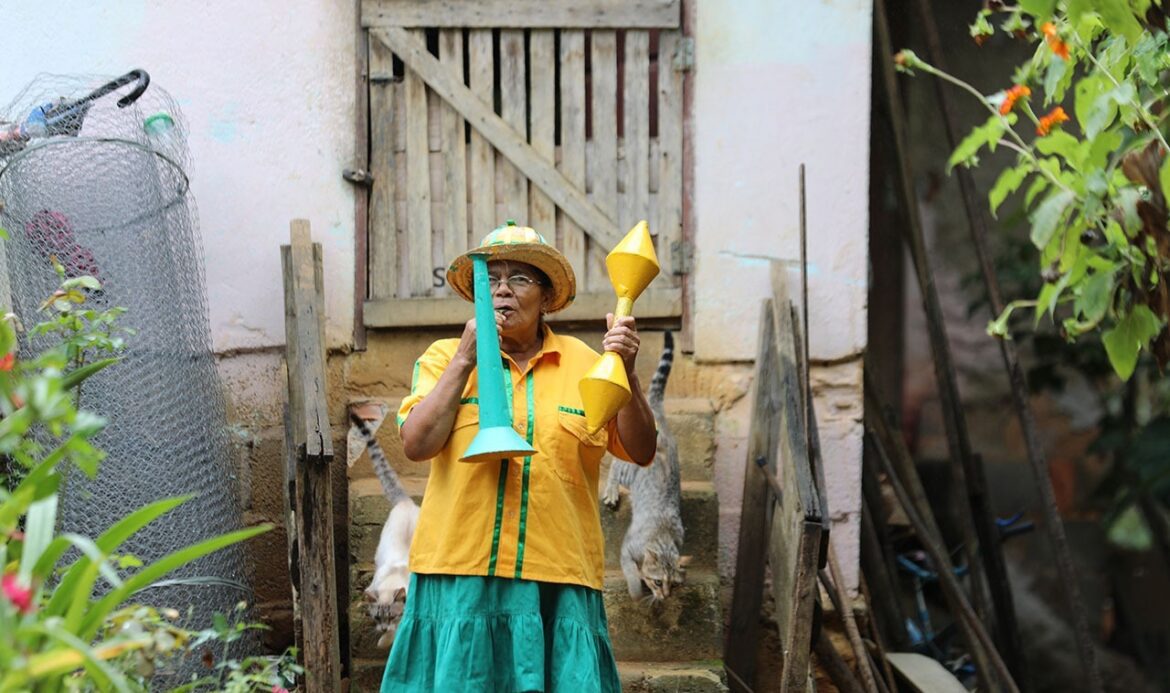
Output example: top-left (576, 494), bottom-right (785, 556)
top-left (364, 288), bottom-right (681, 328)
top-left (657, 30), bottom-right (684, 280)
top-left (557, 29), bottom-right (587, 279)
top-left (371, 26), bottom-right (624, 250)
top-left (439, 29), bottom-right (468, 259)
top-left (281, 221), bottom-right (339, 693)
top-left (405, 30), bottom-right (433, 296)
top-left (528, 30), bottom-right (557, 235)
top-left (362, 0), bottom-right (681, 28)
top-left (468, 29), bottom-right (495, 239)
top-left (368, 36), bottom-right (398, 300)
top-left (499, 30), bottom-right (528, 219)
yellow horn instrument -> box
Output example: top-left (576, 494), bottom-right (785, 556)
top-left (579, 220), bottom-right (660, 433)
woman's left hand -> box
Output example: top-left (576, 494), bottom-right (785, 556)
top-left (603, 314), bottom-right (640, 373)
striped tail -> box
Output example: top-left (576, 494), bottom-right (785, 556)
top-left (647, 331), bottom-right (674, 406)
top-left (350, 412), bottom-right (411, 508)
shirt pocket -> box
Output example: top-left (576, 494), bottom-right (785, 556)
top-left (549, 409), bottom-right (608, 488)
top-left (447, 402), bottom-right (480, 455)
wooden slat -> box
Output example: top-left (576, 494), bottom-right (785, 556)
top-left (285, 221), bottom-right (332, 458)
top-left (558, 30), bottom-right (587, 282)
top-left (372, 27), bottom-right (622, 249)
top-left (405, 29), bottom-right (432, 296)
top-left (725, 298), bottom-right (782, 692)
top-left (365, 288), bottom-right (682, 327)
top-left (620, 30), bottom-right (650, 230)
top-left (368, 36), bottom-right (397, 299)
top-left (657, 30), bottom-right (683, 280)
top-left (589, 30), bottom-right (619, 291)
top-left (499, 29), bottom-right (528, 220)
top-left (468, 29), bottom-right (495, 239)
top-left (528, 30), bottom-right (557, 236)
top-left (362, 0), bottom-right (681, 28)
top-left (440, 29), bottom-right (468, 264)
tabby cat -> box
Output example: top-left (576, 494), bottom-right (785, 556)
top-left (351, 412), bottom-right (419, 649)
top-left (602, 331), bottom-right (690, 603)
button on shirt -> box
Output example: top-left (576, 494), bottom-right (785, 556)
top-left (397, 325), bottom-right (648, 590)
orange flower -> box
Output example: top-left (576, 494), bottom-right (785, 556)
top-left (999, 84), bottom-right (1032, 115)
top-left (1042, 22), bottom-right (1070, 60)
top-left (1037, 107), bottom-right (1070, 135)
top-left (0, 353), bottom-right (13, 372)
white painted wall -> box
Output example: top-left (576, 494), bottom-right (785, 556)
top-left (693, 0), bottom-right (872, 590)
top-left (0, 0), bottom-right (358, 351)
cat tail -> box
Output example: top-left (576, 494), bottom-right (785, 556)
top-left (350, 412), bottom-right (412, 507)
top-left (647, 330), bottom-right (674, 405)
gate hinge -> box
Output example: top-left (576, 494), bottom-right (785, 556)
top-left (343, 168), bottom-right (375, 187)
top-left (670, 240), bottom-right (693, 275)
top-left (673, 36), bottom-right (695, 72)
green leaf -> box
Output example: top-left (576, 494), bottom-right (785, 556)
top-left (989, 164), bottom-right (1031, 216)
top-left (1102, 304), bottom-right (1162, 380)
top-left (948, 115), bottom-right (1009, 171)
top-left (1075, 73), bottom-right (1108, 134)
top-left (0, 316), bottom-right (15, 357)
top-left (1075, 269), bottom-right (1115, 323)
top-left (1024, 175), bottom-right (1050, 209)
top-left (59, 357), bottom-right (119, 391)
top-left (1160, 155), bottom-right (1170, 201)
top-left (1085, 88), bottom-right (1120, 139)
top-left (19, 495), bottom-right (57, 584)
top-left (1106, 503), bottom-right (1152, 550)
top-left (1030, 189), bottom-right (1076, 250)
top-left (1097, 4), bottom-right (1143, 44)
top-left (1035, 131), bottom-right (1083, 169)
top-left (1043, 56), bottom-right (1070, 103)
top-left (60, 276), bottom-right (100, 291)
top-left (81, 523), bottom-right (273, 639)
top-left (1086, 130), bottom-right (1123, 171)
top-left (1020, 0), bottom-right (1057, 21)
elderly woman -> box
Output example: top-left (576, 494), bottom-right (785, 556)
top-left (381, 221), bottom-right (658, 692)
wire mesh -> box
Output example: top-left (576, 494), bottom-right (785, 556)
top-left (0, 73), bottom-right (256, 682)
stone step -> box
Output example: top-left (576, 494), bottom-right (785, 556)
top-left (605, 568), bottom-right (722, 662)
top-left (349, 657), bottom-right (387, 693)
top-left (600, 480), bottom-right (719, 570)
top-left (662, 397), bottom-right (716, 483)
top-left (349, 658), bottom-right (729, 692)
top-left (618, 661), bottom-right (729, 692)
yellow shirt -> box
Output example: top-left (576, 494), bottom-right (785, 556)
top-left (397, 325), bottom-right (644, 590)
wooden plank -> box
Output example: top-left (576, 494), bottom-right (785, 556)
top-left (468, 29), bottom-right (495, 239)
top-left (886, 654), bottom-right (969, 693)
top-left (405, 30), bottom-right (432, 296)
top-left (280, 222), bottom-right (339, 693)
top-left (620, 30), bottom-right (650, 230)
top-left (285, 221), bottom-right (332, 458)
top-left (364, 288), bottom-right (682, 327)
top-left (372, 27), bottom-right (622, 249)
top-left (353, 24), bottom-right (370, 349)
top-left (528, 30), bottom-right (556, 236)
top-left (558, 29), bottom-right (587, 281)
top-left (499, 29), bottom-right (528, 220)
top-left (589, 30), bottom-right (619, 290)
top-left (368, 35), bottom-right (397, 299)
top-left (362, 0), bottom-right (681, 28)
top-left (725, 299), bottom-right (782, 692)
top-left (440, 29), bottom-right (469, 262)
top-left (657, 30), bottom-right (683, 280)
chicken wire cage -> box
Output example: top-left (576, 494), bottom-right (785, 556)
top-left (0, 71), bottom-right (257, 678)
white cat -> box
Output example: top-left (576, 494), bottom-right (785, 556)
top-left (351, 411), bottom-right (419, 649)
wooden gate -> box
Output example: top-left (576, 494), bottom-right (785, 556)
top-left (361, 0), bottom-right (687, 327)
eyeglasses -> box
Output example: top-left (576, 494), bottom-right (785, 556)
top-left (487, 274), bottom-right (543, 291)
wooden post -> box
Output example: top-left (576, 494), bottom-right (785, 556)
top-left (725, 266), bottom-right (828, 692)
top-left (281, 220), bottom-right (340, 692)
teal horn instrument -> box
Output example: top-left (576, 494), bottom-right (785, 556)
top-left (460, 253), bottom-right (537, 463)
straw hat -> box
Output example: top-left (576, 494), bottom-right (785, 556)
top-left (447, 220), bottom-right (576, 313)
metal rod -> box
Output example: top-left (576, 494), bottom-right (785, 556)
top-left (820, 562), bottom-right (882, 693)
top-left (865, 426), bottom-right (1020, 688)
top-left (909, 0), bottom-right (1099, 688)
top-left (865, 378), bottom-right (1000, 691)
top-left (873, 0), bottom-right (1010, 652)
top-left (859, 572), bottom-right (899, 693)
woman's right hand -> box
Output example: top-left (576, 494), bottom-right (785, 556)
top-left (452, 312), bottom-right (505, 372)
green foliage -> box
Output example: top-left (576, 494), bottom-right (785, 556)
top-left (902, 1), bottom-right (1170, 380)
top-left (0, 272), bottom-right (274, 691)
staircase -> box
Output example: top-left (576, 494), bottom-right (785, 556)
top-left (346, 397), bottom-right (726, 692)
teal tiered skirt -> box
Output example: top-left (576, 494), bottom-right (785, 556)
top-left (380, 574), bottom-right (621, 692)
